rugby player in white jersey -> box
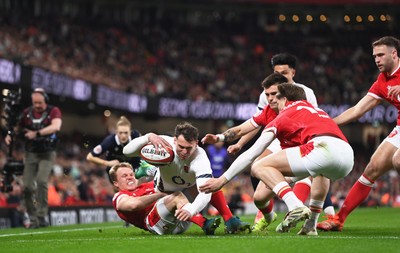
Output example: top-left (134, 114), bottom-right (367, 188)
top-left (123, 122), bottom-right (250, 234)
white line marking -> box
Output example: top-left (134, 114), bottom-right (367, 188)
top-left (1, 227), bottom-right (398, 241)
top-left (0, 226), bottom-right (122, 238)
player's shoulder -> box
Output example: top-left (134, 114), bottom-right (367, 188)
top-left (191, 147), bottom-right (212, 166)
top-left (293, 82), bottom-right (314, 92)
top-left (102, 133), bottom-right (117, 145)
top-left (131, 129), bottom-right (141, 138)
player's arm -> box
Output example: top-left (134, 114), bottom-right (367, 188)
top-left (334, 94), bottom-right (381, 126)
top-left (227, 127), bottom-right (259, 155)
top-left (181, 176), bottom-right (212, 216)
top-left (123, 133), bottom-right (157, 157)
top-left (116, 192), bottom-right (166, 212)
top-left (201, 119), bottom-right (258, 144)
top-left (199, 130), bottom-right (275, 193)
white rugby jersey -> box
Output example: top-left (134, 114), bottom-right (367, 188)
top-left (123, 134), bottom-right (213, 216)
top-left (257, 82), bottom-right (318, 111)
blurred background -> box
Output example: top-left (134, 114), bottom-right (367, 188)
top-left (0, 0), bottom-right (399, 227)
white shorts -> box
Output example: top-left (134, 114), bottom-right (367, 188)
top-left (286, 136), bottom-right (354, 181)
top-left (267, 138), bottom-right (282, 153)
top-left (145, 197), bottom-right (191, 235)
top-left (384, 126), bottom-right (400, 148)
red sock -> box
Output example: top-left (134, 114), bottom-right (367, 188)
top-left (190, 213), bottom-right (206, 228)
top-left (258, 199), bottom-right (274, 214)
top-left (337, 176), bottom-right (373, 223)
top-left (210, 190), bottom-right (233, 222)
top-left (293, 182), bottom-right (310, 203)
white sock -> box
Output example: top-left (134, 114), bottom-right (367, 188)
top-left (324, 206), bottom-right (335, 216)
top-left (309, 199), bottom-right (324, 224)
top-left (147, 166), bottom-right (157, 176)
top-left (273, 181), bottom-right (303, 212)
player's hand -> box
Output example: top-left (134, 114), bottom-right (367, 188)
top-left (201, 134), bottom-right (218, 144)
top-left (388, 85), bottom-right (400, 100)
top-left (175, 208), bottom-right (191, 221)
top-left (199, 177), bottom-right (228, 193)
top-left (148, 133), bottom-right (172, 150)
top-left (227, 143), bottom-right (242, 155)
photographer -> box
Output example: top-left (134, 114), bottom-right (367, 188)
top-left (5, 88), bottom-right (62, 229)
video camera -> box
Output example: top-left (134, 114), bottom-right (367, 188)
top-left (1, 89), bottom-right (24, 192)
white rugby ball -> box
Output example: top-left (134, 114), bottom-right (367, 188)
top-left (140, 143), bottom-right (174, 165)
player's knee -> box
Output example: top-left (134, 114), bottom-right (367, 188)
top-left (250, 161), bottom-right (261, 178)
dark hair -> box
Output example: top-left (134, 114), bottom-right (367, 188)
top-left (271, 53), bottom-right (297, 69)
top-left (261, 73), bottom-right (288, 89)
top-left (276, 83), bottom-right (306, 101)
top-left (372, 36), bottom-right (400, 57)
top-left (174, 122), bottom-right (199, 142)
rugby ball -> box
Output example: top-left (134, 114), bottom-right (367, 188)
top-left (140, 143), bottom-right (174, 165)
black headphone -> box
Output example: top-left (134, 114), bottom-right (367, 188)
top-left (32, 88), bottom-right (49, 102)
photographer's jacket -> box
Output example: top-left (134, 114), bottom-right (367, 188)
top-left (20, 105), bottom-right (62, 153)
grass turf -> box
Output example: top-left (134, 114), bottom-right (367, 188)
top-left (0, 207), bottom-right (398, 253)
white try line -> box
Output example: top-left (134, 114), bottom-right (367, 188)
top-left (0, 225), bottom-right (123, 238)
top-left (0, 227), bottom-right (398, 240)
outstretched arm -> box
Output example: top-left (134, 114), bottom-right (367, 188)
top-left (116, 192), bottom-right (166, 212)
top-left (123, 133), bottom-right (172, 157)
top-left (334, 94), bottom-right (380, 126)
top-left (199, 130), bottom-right (275, 193)
top-left (201, 119), bottom-right (258, 145)
top-left (227, 127), bottom-right (259, 155)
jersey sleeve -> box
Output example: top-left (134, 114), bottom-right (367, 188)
top-left (257, 92), bottom-right (267, 111)
top-left (90, 134), bottom-right (114, 156)
top-left (182, 148), bottom-right (213, 216)
top-left (251, 106), bottom-right (277, 127)
top-left (123, 134), bottom-right (151, 157)
top-left (223, 131), bottom-right (275, 181)
top-left (49, 106), bottom-right (62, 119)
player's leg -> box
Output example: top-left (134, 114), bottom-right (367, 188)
top-left (134, 160), bottom-right (157, 179)
top-left (318, 140), bottom-right (396, 231)
top-left (181, 186), bottom-right (221, 235)
top-left (210, 190), bottom-right (251, 234)
top-left (292, 177), bottom-right (311, 203)
top-left (146, 192), bottom-right (219, 235)
top-left (252, 181), bottom-right (277, 232)
top-left (252, 147), bottom-right (275, 224)
top-left (145, 194), bottom-right (182, 235)
top-left (298, 175), bottom-right (329, 236)
top-left (322, 190), bottom-right (335, 216)
top-left (251, 149), bottom-right (309, 233)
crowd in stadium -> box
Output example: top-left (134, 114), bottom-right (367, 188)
top-left (0, 5), bottom-right (390, 105)
top-left (0, 1), bottom-right (400, 228)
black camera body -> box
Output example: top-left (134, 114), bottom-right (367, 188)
top-left (1, 89), bottom-right (24, 192)
top-left (1, 160), bottom-right (24, 192)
